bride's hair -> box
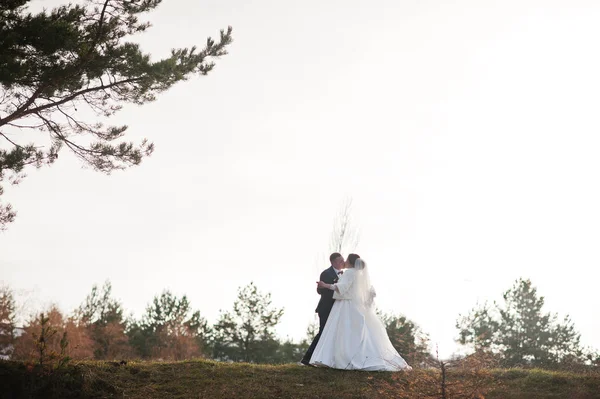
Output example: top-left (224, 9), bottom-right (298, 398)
top-left (347, 253), bottom-right (361, 268)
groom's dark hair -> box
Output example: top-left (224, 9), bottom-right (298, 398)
top-left (329, 252), bottom-right (342, 264)
top-left (347, 253), bottom-right (360, 267)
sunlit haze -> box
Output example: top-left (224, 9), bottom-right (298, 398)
top-left (2, 0), bottom-right (600, 359)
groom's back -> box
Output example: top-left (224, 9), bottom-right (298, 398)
top-left (315, 266), bottom-right (337, 313)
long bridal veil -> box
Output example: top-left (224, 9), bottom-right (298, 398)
top-left (354, 258), bottom-right (376, 309)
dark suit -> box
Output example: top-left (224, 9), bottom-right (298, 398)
top-left (301, 266), bottom-right (340, 364)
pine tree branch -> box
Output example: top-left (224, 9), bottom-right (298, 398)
top-left (0, 131), bottom-right (23, 149)
top-left (46, 77), bottom-right (140, 114)
top-left (0, 86), bottom-right (45, 126)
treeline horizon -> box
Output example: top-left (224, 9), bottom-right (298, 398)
top-left (0, 278), bottom-right (598, 371)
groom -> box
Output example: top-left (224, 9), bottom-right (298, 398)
top-left (300, 252), bottom-right (345, 366)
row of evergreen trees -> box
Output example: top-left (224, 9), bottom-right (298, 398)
top-left (0, 278), bottom-right (598, 369)
top-left (0, 282), bottom-right (297, 363)
top-left (0, 281), bottom-right (430, 365)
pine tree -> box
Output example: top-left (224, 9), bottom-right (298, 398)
top-left (0, 0), bottom-right (232, 228)
top-left (77, 281), bottom-right (131, 359)
top-left (456, 278), bottom-right (584, 368)
top-left (380, 312), bottom-right (433, 367)
top-left (128, 291), bottom-right (209, 360)
top-left (13, 306), bottom-right (94, 362)
top-left (456, 301), bottom-right (498, 352)
top-left (212, 282), bottom-right (284, 363)
top-left (0, 286), bottom-right (16, 359)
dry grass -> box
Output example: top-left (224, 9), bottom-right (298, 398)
top-left (1, 359), bottom-right (600, 399)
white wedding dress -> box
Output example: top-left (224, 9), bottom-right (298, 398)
top-left (309, 261), bottom-right (411, 371)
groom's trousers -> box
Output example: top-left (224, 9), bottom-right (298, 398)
top-left (301, 307), bottom-right (331, 364)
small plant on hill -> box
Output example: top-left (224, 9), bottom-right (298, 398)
top-left (407, 347), bottom-right (500, 399)
top-left (32, 312), bottom-right (71, 369)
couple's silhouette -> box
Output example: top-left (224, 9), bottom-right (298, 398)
top-left (301, 253), bottom-right (412, 371)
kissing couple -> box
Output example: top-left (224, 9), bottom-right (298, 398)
top-left (301, 253), bottom-right (412, 371)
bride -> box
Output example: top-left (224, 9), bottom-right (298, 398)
top-left (309, 254), bottom-right (412, 371)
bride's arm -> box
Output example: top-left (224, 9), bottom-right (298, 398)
top-left (317, 270), bottom-right (355, 296)
top-left (317, 280), bottom-right (339, 293)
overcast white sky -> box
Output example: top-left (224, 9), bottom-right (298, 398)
top-left (2, 0), bottom-right (600, 359)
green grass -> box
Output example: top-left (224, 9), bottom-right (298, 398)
top-left (1, 359), bottom-right (600, 399)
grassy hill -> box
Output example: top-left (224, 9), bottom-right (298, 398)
top-left (1, 359), bottom-right (600, 399)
